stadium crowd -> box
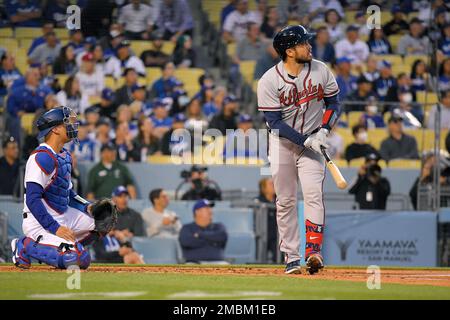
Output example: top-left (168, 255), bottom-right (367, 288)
top-left (1, 0), bottom-right (450, 263)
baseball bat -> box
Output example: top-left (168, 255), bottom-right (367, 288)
top-left (320, 146), bottom-right (347, 189)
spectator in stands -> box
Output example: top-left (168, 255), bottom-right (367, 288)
top-left (116, 104), bottom-right (138, 137)
top-left (439, 58), bottom-right (450, 92)
top-left (0, 137), bottom-right (19, 196)
top-left (151, 62), bottom-right (182, 99)
top-left (84, 106), bottom-right (100, 134)
top-left (344, 124), bottom-right (379, 162)
top-left (179, 199), bottom-right (228, 263)
top-left (28, 31), bottom-right (61, 65)
top-left (410, 59), bottom-right (433, 95)
top-left (44, 0), bottom-right (69, 27)
top-left (115, 68), bottom-right (138, 106)
top-left (255, 177), bottom-right (277, 262)
top-left (252, 0), bottom-right (268, 26)
top-left (142, 188), bottom-right (182, 237)
top-left (113, 185), bottom-right (146, 236)
top-left (277, 0), bottom-right (311, 26)
top-left (308, 0), bottom-right (344, 24)
top-left (374, 60), bottom-right (396, 101)
top-left (118, 0), bottom-right (155, 40)
top-left (427, 90), bottom-right (450, 130)
top-left (349, 155), bottom-right (391, 210)
top-left (223, 114), bottom-right (258, 159)
top-left (379, 114), bottom-right (419, 162)
top-left (6, 0), bottom-right (42, 27)
top-left (335, 57), bottom-right (357, 101)
top-left (75, 52), bottom-right (104, 113)
top-left (114, 122), bottom-right (134, 162)
top-left (311, 26), bottom-right (335, 64)
top-left (27, 20), bottom-right (55, 55)
top-left (361, 100), bottom-right (385, 128)
top-left (198, 82), bottom-right (216, 119)
top-left (353, 11), bottom-right (370, 38)
top-left (140, 31), bottom-right (171, 68)
top-left (347, 76), bottom-right (376, 112)
top-left (397, 18), bottom-right (430, 56)
top-left (260, 5), bottom-right (282, 39)
top-left (52, 44), bottom-right (77, 75)
top-left (69, 120), bottom-right (96, 162)
top-left (324, 8), bottom-right (346, 44)
top-left (67, 29), bottom-right (85, 56)
top-left (128, 84), bottom-right (150, 118)
top-left (94, 117), bottom-right (113, 148)
top-left (367, 28), bottom-right (392, 55)
top-left (223, 0), bottom-right (259, 44)
top-left (383, 5), bottom-right (410, 36)
top-left (93, 44), bottom-right (121, 80)
top-left (438, 22), bottom-right (450, 56)
top-left (181, 165), bottom-right (222, 201)
top-left (173, 35), bottom-right (196, 68)
top-left (335, 25), bottom-right (370, 65)
top-left (101, 27), bottom-right (125, 59)
top-left (221, 0), bottom-right (238, 29)
top-left (150, 99), bottom-right (173, 139)
top-left (115, 40), bottom-right (146, 77)
top-left (129, 116), bottom-right (161, 161)
top-left (0, 52), bottom-right (22, 99)
top-left (87, 142), bottom-right (137, 200)
top-left (89, 88), bottom-right (115, 119)
top-left (209, 95), bottom-right (238, 136)
top-left (184, 98), bottom-right (208, 131)
top-left (93, 229), bottom-right (144, 264)
top-left (156, 0), bottom-right (194, 42)
top-left (161, 113), bottom-right (190, 156)
top-left (55, 75), bottom-right (87, 115)
top-left (203, 86), bottom-right (227, 120)
top-left (6, 68), bottom-right (46, 142)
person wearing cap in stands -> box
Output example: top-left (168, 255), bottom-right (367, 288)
top-left (89, 87), bottom-right (117, 119)
top-left (129, 115), bottom-right (161, 161)
top-left (397, 18), bottom-right (430, 56)
top-left (129, 84), bottom-right (150, 117)
top-left (140, 30), bottom-right (171, 68)
top-left (87, 142), bottom-right (137, 200)
top-left (223, 114), bottom-right (258, 159)
top-left (150, 61), bottom-right (181, 98)
top-left (209, 95), bottom-right (239, 136)
top-left (335, 57), bottom-right (358, 101)
top-left (374, 60), bottom-right (396, 101)
top-left (181, 166), bottom-right (222, 201)
top-left (93, 187), bottom-right (144, 264)
top-left (69, 120), bottom-right (96, 162)
top-left (116, 40), bottom-right (146, 77)
top-left (0, 137), bottom-right (20, 196)
top-left (115, 68), bottom-right (139, 107)
top-left (379, 114), bottom-right (419, 162)
top-left (161, 112), bottom-right (190, 156)
top-left (75, 52), bottom-right (105, 113)
top-left (150, 98), bottom-right (173, 139)
top-left (178, 199), bottom-right (228, 264)
top-left (383, 5), bottom-right (409, 36)
top-left (93, 117), bottom-right (113, 147)
top-left (67, 29), bottom-right (85, 56)
top-left (335, 25), bottom-right (370, 65)
top-left (28, 31), bottom-right (62, 65)
top-left (346, 75), bottom-right (377, 112)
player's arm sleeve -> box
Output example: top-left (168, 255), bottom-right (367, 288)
top-left (26, 182), bottom-right (61, 234)
top-left (68, 189), bottom-right (91, 213)
top-left (263, 111), bottom-right (308, 145)
top-left (321, 66), bottom-right (341, 131)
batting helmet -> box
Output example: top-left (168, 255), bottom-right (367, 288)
top-left (273, 25), bottom-right (315, 60)
top-left (37, 106), bottom-right (79, 142)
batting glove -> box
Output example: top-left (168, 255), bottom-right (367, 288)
top-left (304, 134), bottom-right (329, 154)
top-left (315, 128), bottom-right (330, 145)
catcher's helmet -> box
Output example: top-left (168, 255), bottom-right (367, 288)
top-left (37, 106), bottom-right (79, 142)
top-left (273, 25), bottom-right (315, 59)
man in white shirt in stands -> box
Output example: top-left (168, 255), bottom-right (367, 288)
top-left (141, 188), bottom-right (181, 237)
top-left (335, 25), bottom-right (370, 65)
top-left (116, 40), bottom-right (147, 77)
top-left (427, 90), bottom-right (450, 130)
top-left (75, 52), bottom-right (105, 113)
top-left (223, 0), bottom-right (259, 43)
top-left (118, 0), bottom-right (156, 40)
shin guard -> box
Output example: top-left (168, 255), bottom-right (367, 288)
top-left (305, 219), bottom-right (324, 259)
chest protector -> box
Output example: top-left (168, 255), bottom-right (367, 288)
top-left (32, 146), bottom-right (72, 214)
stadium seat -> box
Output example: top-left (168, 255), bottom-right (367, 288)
top-left (104, 76), bottom-right (117, 90)
top-left (225, 232), bottom-right (256, 264)
top-left (146, 67), bottom-right (162, 87)
top-left (15, 27), bottom-right (41, 39)
top-left (347, 111), bottom-right (364, 128)
top-left (147, 155), bottom-right (179, 164)
top-left (344, 11), bottom-right (358, 24)
top-left (0, 38), bottom-right (18, 52)
top-left (392, 64), bottom-right (411, 77)
top-left (333, 159), bottom-right (348, 167)
top-left (387, 159), bottom-right (421, 169)
top-left (404, 55), bottom-right (428, 68)
top-left (175, 68), bottom-right (204, 97)
top-left (55, 74), bottom-right (69, 86)
top-left (335, 127), bottom-right (354, 148)
top-left (416, 91), bottom-right (439, 106)
top-left (240, 60), bottom-right (256, 84)
top-left (387, 35), bottom-right (403, 53)
top-left (18, 38), bottom-right (33, 51)
top-left (348, 157), bottom-right (365, 168)
top-left (128, 199), bottom-right (148, 213)
top-left (403, 129), bottom-right (439, 153)
top-left (54, 28), bottom-right (70, 40)
top-left (214, 208), bottom-right (253, 233)
top-left (227, 43), bottom-right (237, 57)
top-left (0, 201), bottom-right (24, 238)
top-left (0, 28), bottom-right (13, 38)
top-left (132, 236), bottom-right (181, 264)
top-left (21, 113), bottom-right (35, 135)
top-left (367, 128), bottom-right (388, 150)
top-left (373, 54), bottom-right (403, 66)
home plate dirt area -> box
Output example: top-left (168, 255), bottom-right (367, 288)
top-left (1, 265), bottom-right (450, 287)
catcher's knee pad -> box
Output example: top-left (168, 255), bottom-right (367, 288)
top-left (305, 219), bottom-right (324, 259)
top-left (25, 238), bottom-right (91, 269)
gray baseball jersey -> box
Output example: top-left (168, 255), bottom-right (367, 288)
top-left (257, 59), bottom-right (339, 135)
top-left (257, 59), bottom-right (339, 264)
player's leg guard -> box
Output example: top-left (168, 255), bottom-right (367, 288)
top-left (24, 237), bottom-right (91, 269)
top-left (11, 237), bottom-right (32, 269)
top-left (305, 219), bottom-right (324, 274)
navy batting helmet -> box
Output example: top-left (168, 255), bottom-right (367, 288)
top-left (273, 25), bottom-right (315, 60)
top-left (37, 106), bottom-right (79, 142)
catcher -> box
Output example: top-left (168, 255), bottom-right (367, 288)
top-left (11, 106), bottom-right (117, 270)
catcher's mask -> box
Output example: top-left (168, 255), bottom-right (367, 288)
top-left (37, 106), bottom-right (80, 144)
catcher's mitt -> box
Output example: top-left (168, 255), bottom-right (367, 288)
top-left (90, 198), bottom-right (118, 236)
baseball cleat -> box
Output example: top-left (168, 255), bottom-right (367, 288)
top-left (306, 253), bottom-right (324, 275)
top-left (11, 238), bottom-right (31, 269)
top-left (285, 260), bottom-right (302, 274)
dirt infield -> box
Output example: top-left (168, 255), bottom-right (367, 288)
top-left (1, 265), bottom-right (450, 287)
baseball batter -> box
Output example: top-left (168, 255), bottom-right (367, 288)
top-left (257, 25), bottom-right (340, 274)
